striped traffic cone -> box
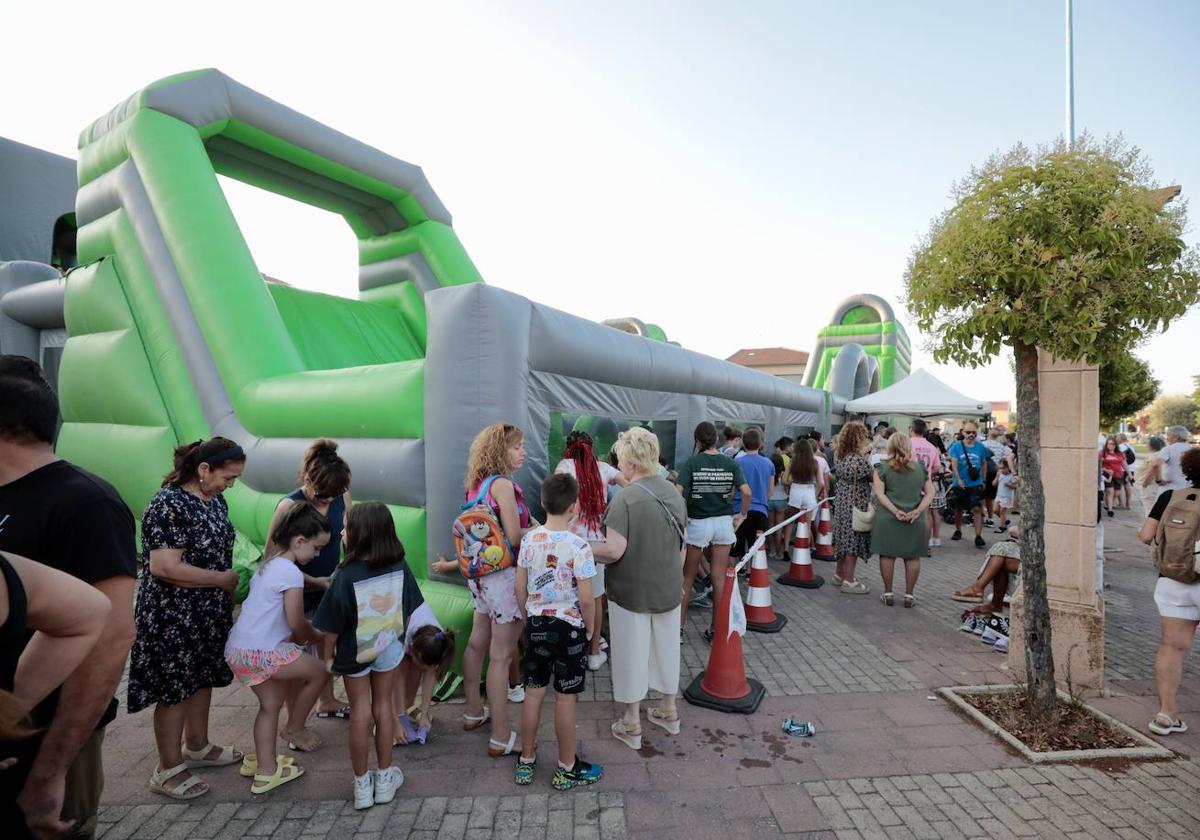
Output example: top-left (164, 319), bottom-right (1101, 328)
top-left (813, 503), bottom-right (836, 562)
top-left (778, 513), bottom-right (825, 589)
top-left (683, 565), bottom-right (766, 714)
top-left (745, 532), bottom-right (788, 632)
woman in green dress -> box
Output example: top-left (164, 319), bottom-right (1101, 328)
top-left (871, 432), bottom-right (934, 607)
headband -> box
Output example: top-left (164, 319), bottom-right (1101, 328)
top-left (204, 445), bottom-right (245, 466)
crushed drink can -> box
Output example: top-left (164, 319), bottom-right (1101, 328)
top-left (782, 718), bottom-right (815, 737)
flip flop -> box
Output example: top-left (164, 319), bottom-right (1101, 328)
top-left (950, 592), bottom-right (984, 603)
top-left (149, 763), bottom-right (209, 800)
top-left (647, 708), bottom-right (681, 735)
top-left (463, 706), bottom-right (490, 731)
top-left (488, 730), bottom-right (518, 757)
top-left (251, 761), bottom-right (305, 794)
top-left (182, 743), bottom-right (243, 768)
top-left (314, 706), bottom-right (351, 720)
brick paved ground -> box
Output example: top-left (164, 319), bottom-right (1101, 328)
top-left (97, 462), bottom-right (1200, 838)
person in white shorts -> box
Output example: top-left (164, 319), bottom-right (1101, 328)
top-left (1139, 445), bottom-right (1200, 737)
top-left (675, 422), bottom-right (750, 644)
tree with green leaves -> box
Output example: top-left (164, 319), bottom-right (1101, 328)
top-left (905, 136), bottom-right (1200, 718)
top-left (1099, 355), bottom-right (1159, 430)
top-left (1147, 393), bottom-right (1198, 434)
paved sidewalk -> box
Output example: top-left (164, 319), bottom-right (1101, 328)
top-left (97, 472), bottom-right (1200, 839)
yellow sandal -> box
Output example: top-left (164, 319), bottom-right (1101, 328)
top-left (251, 760), bottom-right (305, 794)
top-left (240, 753), bottom-right (295, 778)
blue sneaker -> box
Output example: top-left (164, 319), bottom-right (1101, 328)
top-left (551, 756), bottom-right (602, 790)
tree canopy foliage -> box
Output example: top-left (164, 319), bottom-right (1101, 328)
top-left (905, 135), bottom-right (1199, 368)
top-left (1099, 354), bottom-right (1159, 429)
top-left (1148, 394), bottom-right (1198, 434)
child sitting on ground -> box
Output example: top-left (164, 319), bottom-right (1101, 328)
top-left (314, 502), bottom-right (426, 810)
top-left (393, 621), bottom-right (456, 745)
top-left (224, 503), bottom-right (331, 794)
top-left (514, 473), bottom-right (602, 790)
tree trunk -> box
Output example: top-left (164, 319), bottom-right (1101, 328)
top-left (1014, 340), bottom-right (1056, 719)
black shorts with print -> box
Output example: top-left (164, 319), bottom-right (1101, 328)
top-left (523, 616), bottom-right (587, 695)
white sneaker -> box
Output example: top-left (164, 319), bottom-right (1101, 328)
top-left (993, 636), bottom-right (1010, 653)
top-left (587, 651), bottom-right (608, 671)
top-left (353, 771), bottom-right (375, 810)
top-left (507, 684), bottom-right (526, 703)
top-left (374, 766), bottom-right (404, 804)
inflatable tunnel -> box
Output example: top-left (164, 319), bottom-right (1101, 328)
top-left (3, 69), bottom-right (882, 664)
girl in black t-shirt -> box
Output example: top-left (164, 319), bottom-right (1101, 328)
top-left (313, 503), bottom-right (423, 810)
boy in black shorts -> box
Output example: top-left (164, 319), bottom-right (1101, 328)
top-left (514, 474), bottom-right (602, 790)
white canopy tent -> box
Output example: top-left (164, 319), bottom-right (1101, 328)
top-left (843, 368), bottom-right (989, 419)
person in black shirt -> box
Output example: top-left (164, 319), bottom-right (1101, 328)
top-left (0, 355), bottom-right (137, 840)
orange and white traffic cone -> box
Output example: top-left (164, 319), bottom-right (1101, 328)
top-left (778, 513), bottom-right (825, 589)
top-left (813, 503), bottom-right (836, 562)
top-left (745, 532), bottom-right (788, 632)
top-left (683, 565), bottom-right (766, 713)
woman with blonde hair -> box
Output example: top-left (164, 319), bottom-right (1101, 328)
top-left (832, 422), bottom-right (873, 594)
top-left (871, 432), bottom-right (934, 607)
top-left (593, 427), bottom-right (687, 750)
top-left (449, 423), bottom-right (533, 757)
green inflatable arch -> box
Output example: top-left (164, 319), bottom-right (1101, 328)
top-left (66, 69), bottom-right (477, 665)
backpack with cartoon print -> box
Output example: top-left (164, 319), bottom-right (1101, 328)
top-left (453, 475), bottom-right (515, 580)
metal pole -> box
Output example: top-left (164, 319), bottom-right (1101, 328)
top-left (1065, 0), bottom-right (1075, 148)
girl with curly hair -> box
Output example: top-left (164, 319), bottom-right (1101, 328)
top-left (442, 423), bottom-right (534, 757)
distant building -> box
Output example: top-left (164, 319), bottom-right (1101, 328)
top-left (990, 401), bottom-right (1012, 427)
top-left (726, 347), bottom-right (809, 384)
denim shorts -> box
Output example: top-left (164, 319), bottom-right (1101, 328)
top-left (348, 637), bottom-right (405, 679)
top-left (767, 498), bottom-right (788, 513)
top-left (686, 515), bottom-right (736, 548)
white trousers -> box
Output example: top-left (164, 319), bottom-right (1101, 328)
top-left (608, 600), bottom-right (682, 703)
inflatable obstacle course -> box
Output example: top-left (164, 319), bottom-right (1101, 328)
top-left (0, 70), bottom-right (899, 673)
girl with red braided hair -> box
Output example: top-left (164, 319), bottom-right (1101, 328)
top-left (554, 431), bottom-right (628, 670)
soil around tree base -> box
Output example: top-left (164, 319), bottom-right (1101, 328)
top-left (962, 687), bottom-right (1137, 752)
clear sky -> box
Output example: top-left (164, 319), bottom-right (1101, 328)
top-left (5, 1), bottom-right (1198, 406)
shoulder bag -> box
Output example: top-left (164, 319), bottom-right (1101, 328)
top-left (632, 481), bottom-right (686, 547)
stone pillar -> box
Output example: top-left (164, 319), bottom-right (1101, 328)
top-left (1008, 352), bottom-right (1105, 694)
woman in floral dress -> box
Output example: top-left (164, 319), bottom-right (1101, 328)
top-left (128, 438), bottom-right (246, 801)
top-left (832, 421), bottom-right (873, 594)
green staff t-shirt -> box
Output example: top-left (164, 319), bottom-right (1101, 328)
top-left (676, 453), bottom-right (745, 519)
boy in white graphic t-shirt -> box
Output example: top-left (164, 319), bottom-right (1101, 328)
top-left (514, 474), bottom-right (601, 791)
